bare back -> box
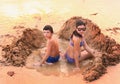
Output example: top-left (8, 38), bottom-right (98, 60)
top-left (66, 35), bottom-right (82, 58)
top-left (46, 38), bottom-right (59, 57)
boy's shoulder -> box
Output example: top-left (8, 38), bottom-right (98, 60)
top-left (48, 39), bottom-right (55, 44)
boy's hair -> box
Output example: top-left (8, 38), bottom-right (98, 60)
top-left (43, 25), bottom-right (54, 33)
top-left (76, 20), bottom-right (86, 28)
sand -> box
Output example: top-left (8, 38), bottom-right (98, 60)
top-left (0, 0), bottom-right (120, 84)
top-left (0, 64), bottom-right (120, 84)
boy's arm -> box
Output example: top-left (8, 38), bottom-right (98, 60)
top-left (39, 41), bottom-right (52, 66)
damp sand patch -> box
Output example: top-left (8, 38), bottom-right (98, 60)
top-left (25, 44), bottom-right (94, 77)
top-left (36, 59), bottom-right (93, 77)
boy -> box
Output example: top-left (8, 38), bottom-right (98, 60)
top-left (39, 25), bottom-right (60, 66)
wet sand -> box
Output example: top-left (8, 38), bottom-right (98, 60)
top-left (0, 28), bottom-right (120, 84)
top-left (0, 0), bottom-right (120, 84)
top-left (0, 63), bottom-right (120, 84)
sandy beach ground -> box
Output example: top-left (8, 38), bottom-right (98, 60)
top-left (0, 0), bottom-right (120, 84)
top-left (0, 64), bottom-right (120, 84)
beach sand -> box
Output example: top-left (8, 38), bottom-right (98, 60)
top-left (0, 64), bottom-right (120, 84)
top-left (0, 26), bottom-right (120, 84)
top-left (0, 0), bottom-right (120, 84)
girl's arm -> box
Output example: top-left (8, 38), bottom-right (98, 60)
top-left (83, 38), bottom-right (95, 56)
top-left (73, 36), bottom-right (81, 68)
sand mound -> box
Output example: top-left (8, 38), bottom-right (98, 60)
top-left (1, 28), bottom-right (45, 67)
top-left (58, 16), bottom-right (120, 81)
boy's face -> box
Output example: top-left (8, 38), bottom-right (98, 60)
top-left (43, 30), bottom-right (52, 39)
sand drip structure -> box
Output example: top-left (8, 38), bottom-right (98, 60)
top-left (1, 28), bottom-right (45, 67)
top-left (58, 16), bottom-right (120, 81)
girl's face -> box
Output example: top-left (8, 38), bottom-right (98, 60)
top-left (43, 30), bottom-right (52, 39)
top-left (76, 25), bottom-right (86, 35)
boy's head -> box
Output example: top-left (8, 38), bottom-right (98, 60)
top-left (43, 25), bottom-right (54, 33)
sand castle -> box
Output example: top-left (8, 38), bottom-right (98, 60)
top-left (1, 27), bottom-right (45, 67)
top-left (58, 16), bottom-right (120, 81)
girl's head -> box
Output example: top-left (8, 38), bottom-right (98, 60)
top-left (71, 20), bottom-right (86, 38)
top-left (75, 20), bottom-right (86, 35)
top-left (43, 25), bottom-right (54, 39)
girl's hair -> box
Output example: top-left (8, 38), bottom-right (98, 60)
top-left (71, 20), bottom-right (85, 38)
top-left (71, 30), bottom-right (82, 38)
top-left (43, 25), bottom-right (54, 33)
top-left (76, 20), bottom-right (85, 28)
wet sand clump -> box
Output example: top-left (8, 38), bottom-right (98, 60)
top-left (1, 28), bottom-right (45, 67)
top-left (58, 16), bottom-right (120, 81)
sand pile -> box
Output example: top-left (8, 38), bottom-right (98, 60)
top-left (58, 16), bottom-right (120, 81)
top-left (1, 27), bottom-right (45, 67)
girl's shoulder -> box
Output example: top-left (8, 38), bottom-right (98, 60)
top-left (49, 38), bottom-right (58, 44)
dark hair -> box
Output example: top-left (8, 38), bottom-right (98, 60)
top-left (76, 20), bottom-right (85, 28)
top-left (71, 20), bottom-right (85, 38)
top-left (71, 30), bottom-right (82, 38)
top-left (43, 25), bottom-right (54, 33)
